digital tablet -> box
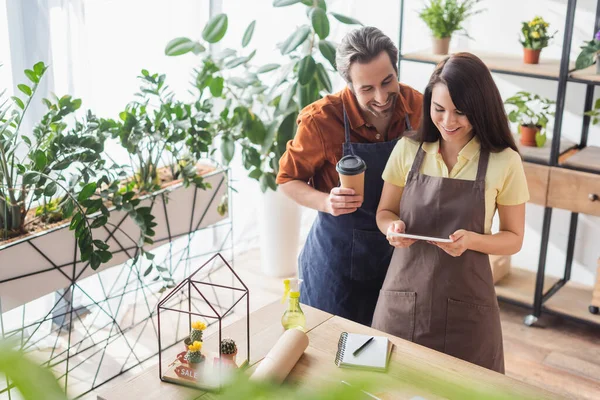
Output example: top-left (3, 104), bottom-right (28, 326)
top-left (388, 232), bottom-right (453, 243)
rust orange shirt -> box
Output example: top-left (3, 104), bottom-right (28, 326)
top-left (276, 83), bottom-right (424, 193)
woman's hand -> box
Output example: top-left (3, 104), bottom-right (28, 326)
top-left (429, 229), bottom-right (471, 257)
top-left (386, 220), bottom-right (417, 248)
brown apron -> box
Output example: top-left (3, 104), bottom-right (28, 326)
top-left (372, 142), bottom-right (505, 373)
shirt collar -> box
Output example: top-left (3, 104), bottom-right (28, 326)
top-left (422, 135), bottom-right (481, 159)
top-left (341, 83), bottom-right (413, 130)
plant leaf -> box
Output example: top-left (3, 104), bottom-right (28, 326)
top-left (44, 182), bottom-right (57, 197)
top-left (311, 8), bottom-right (330, 40)
top-left (280, 25), bottom-right (311, 55)
top-left (165, 37), bottom-right (196, 56)
top-left (24, 69), bottom-right (38, 83)
top-left (257, 63), bottom-right (280, 74)
top-left (330, 12), bottom-right (363, 25)
top-left (318, 40), bottom-right (337, 69)
top-left (209, 77), bottom-right (224, 97)
top-left (316, 63), bottom-right (332, 92)
top-left (221, 137), bottom-right (235, 165)
top-left (203, 13), bottom-right (228, 43)
top-left (298, 55), bottom-right (317, 85)
top-left (242, 20), bottom-right (256, 47)
top-left (33, 61), bottom-right (46, 76)
top-left (78, 182), bottom-right (97, 202)
top-left (17, 84), bottom-right (32, 96)
top-left (273, 0), bottom-right (303, 6)
top-left (11, 96), bottom-right (24, 110)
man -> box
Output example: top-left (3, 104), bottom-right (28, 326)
top-left (276, 27), bottom-right (423, 325)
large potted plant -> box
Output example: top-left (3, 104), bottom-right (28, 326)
top-left (418, 0), bottom-right (483, 55)
top-left (504, 91), bottom-right (555, 147)
top-left (520, 16), bottom-right (556, 64)
top-left (575, 30), bottom-right (600, 73)
top-left (165, 5), bottom-right (361, 276)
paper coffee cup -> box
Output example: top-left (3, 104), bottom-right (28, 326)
top-left (336, 155), bottom-right (367, 197)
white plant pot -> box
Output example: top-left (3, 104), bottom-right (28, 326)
top-left (257, 188), bottom-right (301, 277)
top-left (0, 168), bottom-right (229, 313)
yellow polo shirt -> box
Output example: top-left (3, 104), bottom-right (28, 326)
top-left (382, 136), bottom-right (529, 234)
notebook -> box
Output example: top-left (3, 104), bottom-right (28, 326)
top-left (335, 332), bottom-right (393, 372)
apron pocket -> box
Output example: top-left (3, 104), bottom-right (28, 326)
top-left (372, 290), bottom-right (416, 341)
top-left (350, 229), bottom-right (393, 282)
top-left (444, 298), bottom-right (504, 372)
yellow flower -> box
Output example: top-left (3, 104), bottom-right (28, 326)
top-left (528, 21), bottom-right (535, 27)
top-left (192, 321), bottom-right (206, 331)
top-left (188, 341), bottom-right (203, 352)
top-left (531, 31), bottom-right (541, 39)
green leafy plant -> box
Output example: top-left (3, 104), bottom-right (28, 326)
top-left (584, 97), bottom-right (600, 124)
top-left (418, 0), bottom-right (483, 39)
top-left (0, 63), bottom-right (114, 269)
top-left (166, 3), bottom-right (361, 192)
top-left (575, 30), bottom-right (600, 70)
top-left (505, 91), bottom-right (555, 147)
top-left (520, 16), bottom-right (556, 50)
top-left (0, 340), bottom-right (68, 400)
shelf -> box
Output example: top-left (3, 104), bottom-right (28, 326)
top-left (495, 267), bottom-right (600, 326)
top-left (560, 145), bottom-right (600, 173)
top-left (401, 50), bottom-right (572, 80)
top-left (495, 267), bottom-right (557, 307)
top-left (516, 135), bottom-right (577, 164)
top-left (568, 65), bottom-right (600, 85)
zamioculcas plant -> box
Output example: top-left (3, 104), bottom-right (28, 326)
top-left (0, 62), bottom-right (115, 269)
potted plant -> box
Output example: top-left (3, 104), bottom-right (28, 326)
top-left (575, 30), bottom-right (600, 73)
top-left (165, 5), bottom-right (361, 277)
top-left (504, 91), bottom-right (555, 147)
top-left (220, 338), bottom-right (237, 364)
top-left (418, 0), bottom-right (483, 55)
top-left (520, 16), bottom-right (556, 64)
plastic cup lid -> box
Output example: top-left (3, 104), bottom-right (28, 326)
top-left (336, 155), bottom-right (367, 176)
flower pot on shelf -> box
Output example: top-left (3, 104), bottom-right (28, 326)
top-left (432, 37), bottom-right (451, 55)
top-left (519, 125), bottom-right (540, 147)
top-left (523, 48), bottom-right (541, 64)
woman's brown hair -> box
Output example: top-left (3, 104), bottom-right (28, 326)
top-left (417, 52), bottom-right (518, 153)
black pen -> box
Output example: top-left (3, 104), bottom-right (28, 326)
top-left (353, 336), bottom-right (374, 356)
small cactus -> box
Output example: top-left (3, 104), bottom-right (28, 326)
top-left (190, 321), bottom-right (206, 342)
top-left (220, 338), bottom-right (237, 355)
top-left (185, 340), bottom-right (205, 364)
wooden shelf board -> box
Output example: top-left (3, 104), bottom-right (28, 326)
top-left (569, 65), bottom-right (600, 84)
top-left (560, 145), bottom-right (600, 173)
top-left (401, 50), bottom-right (571, 79)
top-left (515, 135), bottom-right (577, 164)
top-left (495, 267), bottom-right (600, 325)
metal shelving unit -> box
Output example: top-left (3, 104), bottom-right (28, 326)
top-left (397, 0), bottom-right (600, 328)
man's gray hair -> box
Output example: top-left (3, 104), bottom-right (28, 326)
top-left (335, 26), bottom-right (398, 83)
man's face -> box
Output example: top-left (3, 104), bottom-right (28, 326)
top-left (348, 51), bottom-right (399, 120)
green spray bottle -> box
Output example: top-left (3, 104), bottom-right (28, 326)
top-left (281, 278), bottom-right (306, 331)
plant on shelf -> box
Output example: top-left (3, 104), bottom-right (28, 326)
top-left (504, 91), bottom-right (555, 147)
top-left (190, 320), bottom-right (207, 342)
top-left (418, 0), bottom-right (484, 55)
top-left (165, 2), bottom-right (362, 192)
top-left (520, 16), bottom-right (556, 65)
top-left (575, 30), bottom-right (600, 73)
top-left (583, 97), bottom-right (600, 125)
top-left (0, 62), bottom-right (115, 269)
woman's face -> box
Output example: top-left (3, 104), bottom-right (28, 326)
top-left (430, 83), bottom-right (473, 146)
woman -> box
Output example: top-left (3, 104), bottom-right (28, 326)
top-left (372, 53), bottom-right (529, 373)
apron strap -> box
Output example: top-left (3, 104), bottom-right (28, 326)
top-left (409, 144), bottom-right (426, 175)
top-left (404, 114), bottom-right (412, 131)
top-left (475, 149), bottom-right (490, 183)
top-left (342, 105), bottom-right (355, 155)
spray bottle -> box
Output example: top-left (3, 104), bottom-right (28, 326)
top-left (281, 278), bottom-right (306, 331)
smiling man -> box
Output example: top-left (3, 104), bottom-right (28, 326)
top-left (276, 27), bottom-right (423, 325)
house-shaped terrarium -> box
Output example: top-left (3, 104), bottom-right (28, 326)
top-left (157, 253), bottom-right (249, 390)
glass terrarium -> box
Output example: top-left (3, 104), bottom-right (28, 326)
top-left (157, 253), bottom-right (249, 390)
